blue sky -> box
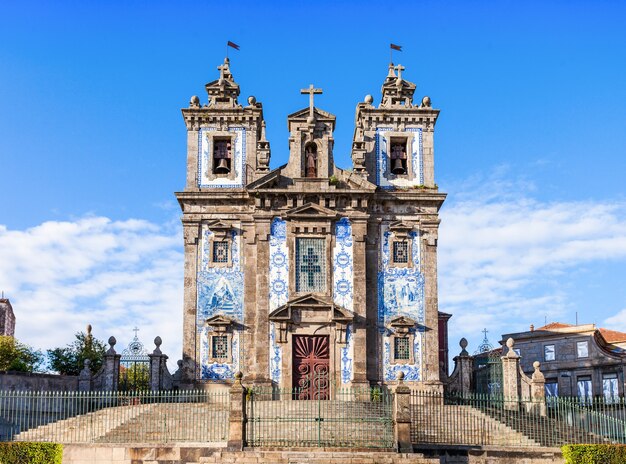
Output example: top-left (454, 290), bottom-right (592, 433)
top-left (1, 1), bottom-right (625, 366)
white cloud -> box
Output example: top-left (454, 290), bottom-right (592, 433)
top-left (604, 309), bottom-right (626, 332)
top-left (439, 176), bottom-right (626, 354)
top-left (0, 217), bottom-right (183, 371)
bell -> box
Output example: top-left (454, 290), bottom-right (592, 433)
top-left (391, 158), bottom-right (405, 175)
top-left (214, 158), bottom-right (230, 174)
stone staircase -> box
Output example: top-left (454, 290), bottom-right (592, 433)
top-left (15, 402), bottom-right (228, 444)
top-left (411, 403), bottom-right (541, 447)
top-left (246, 399), bottom-right (394, 448)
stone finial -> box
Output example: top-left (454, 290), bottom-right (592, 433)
top-left (505, 337), bottom-right (519, 358)
top-left (153, 336), bottom-right (163, 355)
top-left (234, 371), bottom-right (243, 385)
top-left (247, 95), bottom-right (257, 107)
top-left (106, 336), bottom-right (117, 355)
top-left (86, 324), bottom-right (92, 335)
top-left (532, 361), bottom-right (545, 382)
top-left (190, 95), bottom-right (200, 108)
top-left (397, 371), bottom-right (405, 383)
top-left (459, 337), bottom-right (469, 356)
top-left (421, 96), bottom-right (432, 108)
top-left (530, 324), bottom-right (535, 332)
top-left (364, 94), bottom-right (374, 105)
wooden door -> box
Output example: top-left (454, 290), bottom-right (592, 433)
top-left (292, 335), bottom-right (330, 400)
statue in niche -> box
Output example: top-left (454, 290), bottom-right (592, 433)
top-left (305, 143), bottom-right (317, 178)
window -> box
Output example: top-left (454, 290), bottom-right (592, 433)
top-left (389, 138), bottom-right (408, 175)
top-left (576, 341), bottom-right (589, 358)
top-left (212, 139), bottom-right (232, 175)
top-left (212, 241), bottom-right (229, 263)
top-left (394, 337), bottom-right (410, 361)
top-left (603, 373), bottom-right (619, 404)
top-left (295, 238), bottom-right (326, 293)
top-left (545, 381), bottom-right (558, 397)
top-left (544, 344), bottom-right (555, 362)
top-left (577, 376), bottom-right (593, 404)
top-left (212, 335), bottom-right (229, 359)
top-left (393, 241), bottom-right (409, 264)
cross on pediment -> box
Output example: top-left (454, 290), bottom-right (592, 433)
top-left (301, 247), bottom-right (321, 287)
top-left (300, 84), bottom-right (323, 119)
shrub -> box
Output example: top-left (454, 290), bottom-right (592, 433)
top-left (562, 444), bottom-right (626, 464)
top-left (0, 442), bottom-right (62, 464)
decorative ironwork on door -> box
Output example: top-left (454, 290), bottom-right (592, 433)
top-left (293, 335), bottom-right (330, 400)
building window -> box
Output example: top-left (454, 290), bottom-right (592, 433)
top-left (212, 138), bottom-right (232, 175)
top-left (577, 376), bottom-right (593, 404)
top-left (392, 241), bottom-right (409, 264)
top-left (545, 381), bottom-right (558, 398)
top-left (212, 241), bottom-right (229, 263)
top-left (576, 341), bottom-right (589, 358)
top-left (389, 138), bottom-right (408, 175)
top-left (394, 337), bottom-right (410, 361)
top-left (212, 335), bottom-right (229, 359)
top-left (603, 373), bottom-right (619, 404)
top-left (544, 344), bottom-right (555, 362)
top-left (295, 238), bottom-right (326, 293)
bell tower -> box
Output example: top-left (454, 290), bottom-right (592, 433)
top-left (282, 84), bottom-right (336, 181)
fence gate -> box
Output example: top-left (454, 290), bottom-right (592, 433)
top-left (245, 384), bottom-right (394, 449)
top-left (474, 351), bottom-right (502, 396)
top-left (119, 329), bottom-right (150, 391)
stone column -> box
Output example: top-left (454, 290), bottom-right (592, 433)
top-left (501, 338), bottom-right (520, 411)
top-left (149, 336), bottom-right (168, 391)
top-left (78, 360), bottom-right (93, 392)
top-left (394, 372), bottom-right (412, 453)
top-left (251, 220), bottom-right (272, 386)
top-left (102, 337), bottom-right (121, 391)
top-left (227, 372), bottom-right (246, 451)
top-left (350, 219), bottom-right (369, 386)
top-left (531, 361), bottom-right (547, 417)
top-left (181, 221), bottom-right (200, 387)
top-left (422, 225), bottom-right (442, 389)
top-left (448, 338), bottom-right (473, 396)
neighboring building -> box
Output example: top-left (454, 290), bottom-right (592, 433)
top-left (0, 298), bottom-right (16, 337)
top-left (501, 322), bottom-right (626, 401)
top-left (176, 58), bottom-right (446, 393)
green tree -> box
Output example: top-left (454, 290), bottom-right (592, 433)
top-left (47, 326), bottom-right (107, 376)
top-left (0, 336), bottom-right (44, 372)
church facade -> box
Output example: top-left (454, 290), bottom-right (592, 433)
top-left (176, 58), bottom-right (446, 394)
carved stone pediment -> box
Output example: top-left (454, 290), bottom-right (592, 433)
top-left (388, 315), bottom-right (417, 334)
top-left (206, 220), bottom-right (232, 230)
top-left (269, 294), bottom-right (354, 344)
top-left (389, 221), bottom-right (414, 233)
top-left (288, 107), bottom-right (336, 124)
top-left (285, 203), bottom-right (338, 220)
top-left (206, 314), bottom-right (235, 332)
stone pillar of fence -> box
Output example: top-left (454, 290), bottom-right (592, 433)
top-left (149, 336), bottom-right (168, 391)
top-left (531, 361), bottom-right (547, 417)
top-left (442, 338), bottom-right (473, 396)
top-left (501, 337), bottom-right (520, 411)
top-left (394, 372), bottom-right (413, 453)
top-left (102, 336), bottom-right (121, 391)
top-left (78, 359), bottom-right (93, 391)
top-left (227, 371), bottom-right (246, 451)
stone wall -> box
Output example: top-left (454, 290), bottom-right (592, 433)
top-left (0, 371), bottom-right (77, 391)
top-left (60, 445), bottom-right (564, 464)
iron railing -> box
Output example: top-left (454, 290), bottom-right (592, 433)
top-left (410, 390), bottom-right (626, 448)
top-left (0, 390), bottom-right (229, 444)
top-left (246, 385), bottom-right (394, 449)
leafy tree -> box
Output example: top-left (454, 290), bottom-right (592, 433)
top-left (47, 327), bottom-right (107, 376)
top-left (0, 336), bottom-right (44, 372)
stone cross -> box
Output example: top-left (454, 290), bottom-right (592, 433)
top-left (301, 247), bottom-right (321, 287)
top-left (395, 64), bottom-right (405, 81)
top-left (133, 326), bottom-right (140, 339)
top-left (482, 328), bottom-right (488, 339)
top-left (300, 84), bottom-right (323, 119)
